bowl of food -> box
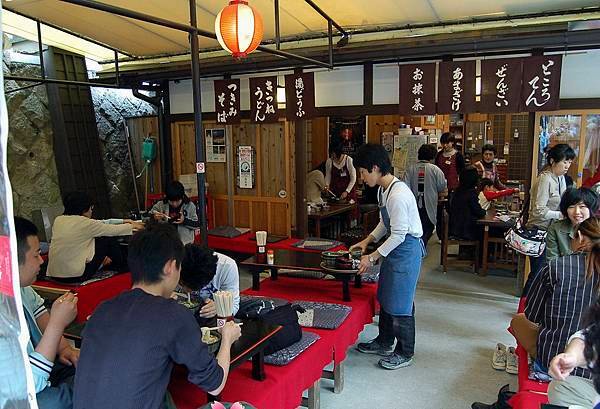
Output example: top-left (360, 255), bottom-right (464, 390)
top-left (321, 251), bottom-right (347, 267)
top-left (201, 327), bottom-right (221, 354)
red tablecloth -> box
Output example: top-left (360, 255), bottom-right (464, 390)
top-left (169, 277), bottom-right (378, 409)
top-left (208, 232), bottom-right (346, 255)
top-left (243, 277), bottom-right (378, 364)
top-left (33, 273), bottom-right (132, 323)
top-left (169, 332), bottom-right (333, 409)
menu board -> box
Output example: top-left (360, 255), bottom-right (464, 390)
top-left (521, 55), bottom-right (562, 111)
top-left (481, 58), bottom-right (523, 113)
top-left (285, 72), bottom-right (316, 120)
top-left (214, 79), bottom-right (241, 124)
top-left (399, 63), bottom-right (436, 115)
top-left (249, 76), bottom-right (279, 123)
top-left (437, 61), bottom-right (476, 114)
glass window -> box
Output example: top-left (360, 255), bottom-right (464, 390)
top-left (537, 115), bottom-right (581, 183)
top-left (583, 114), bottom-right (600, 188)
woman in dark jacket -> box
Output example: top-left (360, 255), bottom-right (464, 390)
top-left (449, 166), bottom-right (486, 240)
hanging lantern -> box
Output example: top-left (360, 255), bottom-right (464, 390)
top-left (215, 0), bottom-right (263, 59)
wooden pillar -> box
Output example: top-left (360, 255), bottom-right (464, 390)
top-left (295, 120), bottom-right (307, 237)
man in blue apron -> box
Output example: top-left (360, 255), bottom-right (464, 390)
top-left (350, 143), bottom-right (424, 370)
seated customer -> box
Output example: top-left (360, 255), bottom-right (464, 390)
top-left (179, 244), bottom-right (241, 318)
top-left (73, 224), bottom-right (241, 409)
top-left (151, 181), bottom-right (199, 245)
top-left (306, 162), bottom-right (326, 204)
top-left (47, 191), bottom-right (141, 282)
top-left (478, 178), bottom-right (519, 211)
top-left (474, 144), bottom-right (506, 189)
top-left (511, 217), bottom-right (600, 376)
top-left (546, 187), bottom-right (598, 261)
top-left (449, 166), bottom-right (486, 240)
top-left (547, 324), bottom-right (599, 408)
top-left (14, 217), bottom-right (79, 409)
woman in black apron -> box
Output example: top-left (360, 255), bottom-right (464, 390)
top-left (350, 144), bottom-right (425, 370)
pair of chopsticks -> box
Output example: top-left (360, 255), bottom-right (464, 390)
top-left (214, 290), bottom-right (234, 317)
top-left (256, 231), bottom-right (267, 246)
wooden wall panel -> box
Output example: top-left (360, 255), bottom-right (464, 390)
top-left (310, 117), bottom-right (329, 168)
top-left (260, 123), bottom-right (286, 197)
top-left (367, 114), bottom-right (401, 143)
top-left (126, 116), bottom-right (161, 195)
top-left (270, 202), bottom-right (289, 236)
top-left (234, 200), bottom-right (250, 228)
top-left (172, 119), bottom-right (293, 237)
top-left (212, 197), bottom-right (228, 227)
top-left (251, 201), bottom-right (269, 232)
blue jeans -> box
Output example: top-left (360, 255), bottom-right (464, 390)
top-left (37, 363), bottom-right (74, 409)
top-left (37, 383), bottom-right (72, 409)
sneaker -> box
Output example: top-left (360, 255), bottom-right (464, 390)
top-left (356, 339), bottom-right (393, 356)
top-left (506, 347), bottom-right (518, 375)
top-left (378, 353), bottom-right (413, 370)
top-left (491, 343), bottom-right (507, 370)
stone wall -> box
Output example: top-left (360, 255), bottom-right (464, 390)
top-left (91, 88), bottom-right (156, 216)
top-left (3, 59), bottom-right (62, 219)
top-left (3, 57), bottom-right (157, 218)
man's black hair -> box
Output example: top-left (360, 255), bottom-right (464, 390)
top-left (127, 223), bottom-right (184, 284)
top-left (457, 166), bottom-right (480, 191)
top-left (482, 144), bottom-right (497, 155)
top-left (479, 178), bottom-right (494, 190)
top-left (354, 143), bottom-right (392, 176)
top-left (418, 144), bottom-right (438, 161)
top-left (165, 181), bottom-right (189, 203)
top-left (545, 143), bottom-right (576, 167)
top-left (329, 142), bottom-right (344, 158)
top-left (559, 187), bottom-right (599, 218)
top-left (440, 132), bottom-right (455, 144)
top-left (180, 244), bottom-right (219, 290)
top-left (14, 217), bottom-right (38, 266)
top-left (63, 191), bottom-right (94, 216)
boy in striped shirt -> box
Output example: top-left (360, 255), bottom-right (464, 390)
top-left (16, 217), bottom-right (79, 409)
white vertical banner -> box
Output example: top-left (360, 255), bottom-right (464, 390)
top-left (0, 5), bottom-right (37, 407)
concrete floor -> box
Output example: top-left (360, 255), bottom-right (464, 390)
top-left (236, 241), bottom-right (520, 409)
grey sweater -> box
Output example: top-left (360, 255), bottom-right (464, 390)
top-left (526, 170), bottom-right (566, 230)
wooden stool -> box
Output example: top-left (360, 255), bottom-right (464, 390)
top-left (440, 210), bottom-right (480, 274)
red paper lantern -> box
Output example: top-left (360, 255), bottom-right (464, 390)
top-left (215, 0), bottom-right (264, 58)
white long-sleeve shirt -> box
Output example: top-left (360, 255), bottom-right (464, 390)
top-left (325, 156), bottom-right (356, 193)
top-left (370, 178), bottom-right (423, 257)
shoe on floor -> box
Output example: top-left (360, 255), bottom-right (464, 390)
top-left (378, 353), bottom-right (413, 370)
top-left (356, 339), bottom-right (393, 356)
top-left (491, 343), bottom-right (507, 370)
top-left (506, 346), bottom-right (518, 374)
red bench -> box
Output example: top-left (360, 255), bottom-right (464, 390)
top-left (32, 273), bottom-right (132, 323)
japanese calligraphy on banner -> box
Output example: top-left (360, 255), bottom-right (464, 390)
top-left (481, 58), bottom-right (523, 113)
top-left (249, 76), bottom-right (279, 123)
top-left (521, 55), bottom-right (562, 111)
top-left (399, 63), bottom-right (436, 115)
top-left (285, 72), bottom-right (316, 120)
top-left (437, 61), bottom-right (476, 114)
top-left (214, 79), bottom-right (241, 124)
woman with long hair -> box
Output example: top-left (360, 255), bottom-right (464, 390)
top-left (511, 217), bottom-right (600, 379)
top-left (526, 143), bottom-right (576, 284)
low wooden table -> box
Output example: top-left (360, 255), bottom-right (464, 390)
top-left (476, 208), bottom-right (517, 275)
top-left (308, 203), bottom-right (357, 238)
top-left (241, 249), bottom-right (360, 301)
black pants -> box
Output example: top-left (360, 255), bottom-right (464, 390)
top-left (54, 236), bottom-right (124, 283)
top-left (376, 305), bottom-right (416, 358)
top-left (418, 207), bottom-right (435, 247)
